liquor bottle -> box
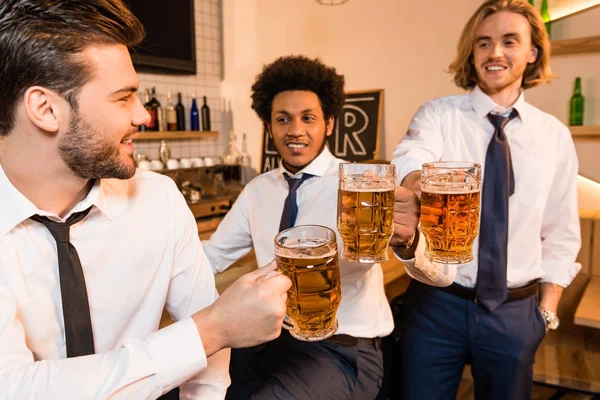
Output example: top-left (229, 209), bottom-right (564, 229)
top-left (201, 96), bottom-right (211, 131)
top-left (143, 88), bottom-right (157, 131)
top-left (139, 89), bottom-right (150, 132)
top-left (223, 131), bottom-right (241, 165)
top-left (190, 93), bottom-right (200, 131)
top-left (237, 133), bottom-right (252, 167)
top-left (541, 0), bottom-right (551, 38)
top-left (569, 77), bottom-right (584, 126)
top-left (149, 87), bottom-right (164, 131)
top-left (528, 0), bottom-right (534, 5)
top-left (175, 92), bottom-right (186, 131)
top-left (166, 91), bottom-right (177, 131)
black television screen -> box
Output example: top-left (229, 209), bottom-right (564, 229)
top-left (127, 0), bottom-right (196, 74)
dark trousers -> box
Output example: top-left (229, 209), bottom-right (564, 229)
top-left (401, 280), bottom-right (547, 400)
top-left (226, 330), bottom-right (383, 400)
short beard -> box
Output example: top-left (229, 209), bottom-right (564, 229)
top-left (58, 111), bottom-right (135, 180)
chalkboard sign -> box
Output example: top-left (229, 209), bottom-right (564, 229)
top-left (260, 89), bottom-right (384, 173)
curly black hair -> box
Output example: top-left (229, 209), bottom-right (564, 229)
top-left (250, 55), bottom-right (345, 125)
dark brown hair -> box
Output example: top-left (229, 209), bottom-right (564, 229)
top-left (0, 0), bottom-right (145, 134)
top-left (448, 0), bottom-right (554, 90)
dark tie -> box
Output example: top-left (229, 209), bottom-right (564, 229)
top-left (30, 207), bottom-right (95, 357)
top-left (279, 173), bottom-right (313, 232)
top-left (476, 109), bottom-right (518, 312)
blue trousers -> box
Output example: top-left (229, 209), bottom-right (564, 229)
top-left (401, 280), bottom-right (547, 400)
top-left (226, 330), bottom-right (383, 400)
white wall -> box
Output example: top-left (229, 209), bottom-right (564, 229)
top-left (222, 0), bottom-right (599, 180)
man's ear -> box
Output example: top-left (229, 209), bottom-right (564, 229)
top-left (528, 45), bottom-right (539, 64)
top-left (265, 123), bottom-right (272, 138)
top-left (23, 86), bottom-right (62, 134)
top-left (325, 117), bottom-right (335, 137)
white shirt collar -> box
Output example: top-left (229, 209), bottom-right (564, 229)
top-left (0, 163), bottom-right (112, 234)
top-left (468, 85), bottom-right (529, 124)
top-left (278, 146), bottom-right (336, 179)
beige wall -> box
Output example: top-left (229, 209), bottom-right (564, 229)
top-left (222, 0), bottom-right (599, 178)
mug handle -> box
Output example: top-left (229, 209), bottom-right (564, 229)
top-left (262, 267), bottom-right (295, 331)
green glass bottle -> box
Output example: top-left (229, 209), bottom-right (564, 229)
top-left (541, 0), bottom-right (551, 38)
top-left (528, 0), bottom-right (534, 5)
top-left (569, 77), bottom-right (584, 126)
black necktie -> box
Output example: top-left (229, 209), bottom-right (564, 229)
top-left (30, 207), bottom-right (95, 357)
top-left (476, 110), bottom-right (518, 312)
top-left (279, 173), bottom-right (313, 232)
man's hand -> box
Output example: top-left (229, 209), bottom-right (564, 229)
top-left (389, 185), bottom-right (420, 248)
top-left (193, 260), bottom-right (291, 356)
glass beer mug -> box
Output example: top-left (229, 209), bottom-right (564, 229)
top-left (274, 225), bottom-right (341, 341)
top-left (420, 161), bottom-right (482, 264)
top-left (337, 163), bottom-right (396, 263)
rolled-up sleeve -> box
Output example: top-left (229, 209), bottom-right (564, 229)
top-left (538, 129), bottom-right (581, 287)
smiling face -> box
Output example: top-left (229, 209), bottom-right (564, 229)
top-left (268, 90), bottom-right (334, 174)
top-left (58, 44), bottom-right (150, 180)
top-left (472, 10), bottom-right (538, 103)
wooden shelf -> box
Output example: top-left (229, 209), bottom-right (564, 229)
top-left (570, 125), bottom-right (600, 137)
top-left (551, 35), bottom-right (600, 56)
top-left (134, 131), bottom-right (219, 140)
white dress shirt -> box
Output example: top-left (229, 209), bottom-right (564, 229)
top-left (392, 86), bottom-right (581, 289)
top-left (0, 165), bottom-right (230, 399)
top-left (203, 147), bottom-right (394, 339)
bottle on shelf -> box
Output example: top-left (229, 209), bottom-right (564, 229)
top-left (190, 93), bottom-right (200, 131)
top-left (175, 92), bottom-right (186, 131)
top-left (201, 96), bottom-right (211, 131)
top-left (148, 87), bottom-right (164, 131)
top-left (223, 131), bottom-right (241, 165)
top-left (139, 89), bottom-right (150, 132)
top-left (166, 91), bottom-right (177, 131)
top-left (144, 88), bottom-right (158, 131)
top-left (569, 77), bottom-right (585, 126)
top-left (541, 0), bottom-right (551, 38)
top-left (237, 133), bottom-right (252, 167)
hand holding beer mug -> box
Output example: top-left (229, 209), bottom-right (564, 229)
top-left (274, 225), bottom-right (341, 341)
top-left (420, 162), bottom-right (481, 264)
top-left (337, 163), bottom-right (396, 263)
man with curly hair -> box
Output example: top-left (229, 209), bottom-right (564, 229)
top-left (390, 1), bottom-right (581, 399)
top-left (203, 55), bottom-right (395, 399)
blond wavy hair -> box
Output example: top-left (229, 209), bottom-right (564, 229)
top-left (448, 0), bottom-right (554, 90)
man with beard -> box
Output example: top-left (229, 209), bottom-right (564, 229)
top-left (202, 55), bottom-right (418, 400)
top-left (0, 1), bottom-right (291, 399)
top-left (390, 1), bottom-right (581, 399)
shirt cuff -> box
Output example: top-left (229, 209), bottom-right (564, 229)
top-left (539, 261), bottom-right (582, 288)
top-left (391, 231), bottom-right (456, 287)
top-left (145, 317), bottom-right (207, 393)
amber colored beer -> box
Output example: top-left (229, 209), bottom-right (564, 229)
top-left (277, 248), bottom-right (341, 341)
top-left (337, 188), bottom-right (395, 263)
top-left (420, 189), bottom-right (480, 264)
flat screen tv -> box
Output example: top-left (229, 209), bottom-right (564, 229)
top-left (127, 0), bottom-right (196, 75)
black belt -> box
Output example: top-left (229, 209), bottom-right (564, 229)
top-left (327, 334), bottom-right (382, 350)
top-left (438, 281), bottom-right (539, 303)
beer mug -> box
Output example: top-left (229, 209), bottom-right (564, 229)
top-left (420, 161), bottom-right (482, 264)
top-left (337, 163), bottom-right (396, 263)
top-left (274, 225), bottom-right (341, 341)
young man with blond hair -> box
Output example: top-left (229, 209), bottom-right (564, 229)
top-left (391, 1), bottom-right (580, 399)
